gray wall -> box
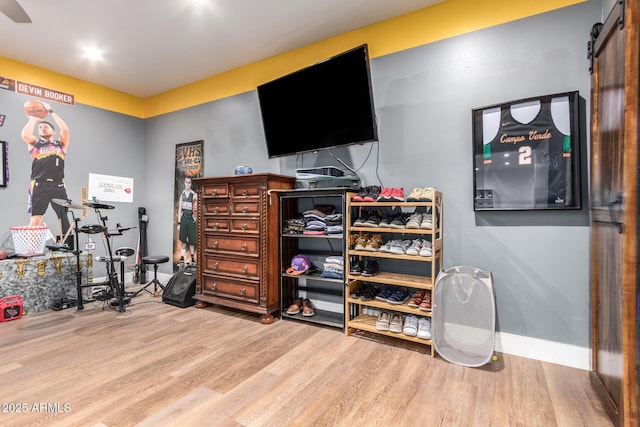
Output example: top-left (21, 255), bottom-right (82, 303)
top-left (0, 91), bottom-right (145, 261)
top-left (142, 1), bottom-right (600, 348)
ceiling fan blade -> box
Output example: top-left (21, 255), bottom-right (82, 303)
top-left (0, 0), bottom-right (31, 23)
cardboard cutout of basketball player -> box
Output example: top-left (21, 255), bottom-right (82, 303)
top-left (21, 99), bottom-right (71, 237)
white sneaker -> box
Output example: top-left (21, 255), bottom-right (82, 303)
top-left (420, 213), bottom-right (433, 229)
top-left (379, 239), bottom-right (399, 253)
top-left (403, 314), bottom-right (418, 336)
top-left (405, 239), bottom-right (423, 256)
top-left (389, 239), bottom-right (412, 255)
top-left (419, 240), bottom-right (432, 257)
top-left (375, 311), bottom-right (390, 331)
top-left (405, 213), bottom-right (422, 229)
top-left (417, 317), bottom-right (432, 340)
top-left (389, 312), bottom-right (404, 333)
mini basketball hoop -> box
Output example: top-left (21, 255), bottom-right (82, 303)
top-left (10, 225), bottom-right (49, 256)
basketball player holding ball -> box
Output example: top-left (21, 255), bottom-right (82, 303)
top-left (21, 100), bottom-right (71, 234)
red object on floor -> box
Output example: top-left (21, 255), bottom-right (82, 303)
top-left (0, 295), bottom-right (23, 322)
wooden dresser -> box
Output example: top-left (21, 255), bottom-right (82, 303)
top-left (193, 173), bottom-right (295, 323)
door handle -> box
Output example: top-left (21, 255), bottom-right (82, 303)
top-left (608, 192), bottom-right (623, 233)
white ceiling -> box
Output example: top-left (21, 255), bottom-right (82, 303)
top-left (0, 0), bottom-right (442, 98)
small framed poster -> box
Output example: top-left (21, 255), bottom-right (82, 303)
top-left (472, 91), bottom-right (582, 211)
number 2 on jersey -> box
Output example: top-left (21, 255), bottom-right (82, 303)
top-left (518, 146), bottom-right (532, 165)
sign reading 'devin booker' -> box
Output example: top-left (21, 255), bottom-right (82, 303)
top-left (15, 81), bottom-right (75, 105)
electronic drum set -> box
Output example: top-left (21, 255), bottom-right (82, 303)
top-left (51, 198), bottom-right (137, 313)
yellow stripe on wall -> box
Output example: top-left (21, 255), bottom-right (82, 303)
top-left (0, 0), bottom-right (585, 119)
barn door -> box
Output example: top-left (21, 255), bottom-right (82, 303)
top-left (589, 1), bottom-right (638, 426)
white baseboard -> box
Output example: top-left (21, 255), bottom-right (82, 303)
top-left (495, 331), bottom-right (591, 370)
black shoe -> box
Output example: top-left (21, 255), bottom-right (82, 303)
top-left (364, 185), bottom-right (381, 202)
top-left (361, 260), bottom-right (380, 277)
top-left (352, 187), bottom-right (368, 202)
top-left (350, 260), bottom-right (364, 275)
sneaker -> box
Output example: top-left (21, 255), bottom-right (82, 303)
top-left (388, 312), bottom-right (404, 333)
top-left (360, 285), bottom-right (380, 301)
top-left (350, 259), bottom-right (364, 275)
top-left (378, 214), bottom-right (395, 228)
top-left (363, 185), bottom-right (381, 202)
top-left (376, 187), bottom-right (393, 202)
top-left (389, 239), bottom-right (412, 255)
top-left (420, 214), bottom-right (433, 230)
top-left (418, 187), bottom-right (437, 202)
top-left (419, 293), bottom-right (432, 311)
top-left (351, 187), bottom-right (368, 202)
top-left (403, 315), bottom-right (418, 336)
top-left (405, 213), bottom-right (423, 229)
top-left (354, 234), bottom-right (369, 250)
top-left (386, 287), bottom-right (409, 304)
top-left (379, 239), bottom-right (399, 253)
top-left (388, 213), bottom-right (407, 229)
top-left (375, 287), bottom-right (394, 301)
top-left (363, 212), bottom-right (381, 227)
top-left (376, 311), bottom-right (391, 331)
top-left (406, 188), bottom-right (423, 202)
top-left (389, 188), bottom-right (405, 202)
top-left (361, 260), bottom-right (380, 277)
top-left (418, 240), bottom-right (432, 257)
top-left (363, 234), bottom-right (383, 252)
top-left (407, 290), bottom-right (426, 308)
top-left (353, 214), bottom-right (368, 227)
top-left (349, 283), bottom-right (367, 298)
top-left (405, 239), bottom-right (424, 256)
top-left (417, 317), bottom-right (432, 339)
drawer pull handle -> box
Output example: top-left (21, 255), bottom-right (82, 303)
top-left (241, 243), bottom-right (247, 252)
top-left (242, 265), bottom-right (248, 273)
top-left (241, 206), bottom-right (248, 213)
top-left (213, 262), bottom-right (219, 270)
top-left (213, 207), bottom-right (219, 214)
top-left (213, 241), bottom-right (219, 249)
top-left (240, 288), bottom-right (246, 296)
top-left (241, 189), bottom-right (248, 196)
top-left (212, 283), bottom-right (217, 290)
top-left (212, 188), bottom-right (217, 195)
top-left (241, 223), bottom-right (247, 230)
top-left (214, 222), bottom-right (219, 230)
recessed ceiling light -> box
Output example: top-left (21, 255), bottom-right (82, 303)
top-left (82, 46), bottom-right (104, 61)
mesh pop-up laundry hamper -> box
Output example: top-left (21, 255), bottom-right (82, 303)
top-left (432, 265), bottom-right (495, 367)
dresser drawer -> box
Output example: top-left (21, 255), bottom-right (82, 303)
top-left (204, 218), bottom-right (229, 232)
top-left (230, 218), bottom-right (259, 234)
top-left (204, 234), bottom-right (259, 256)
top-left (203, 200), bottom-right (229, 215)
top-left (202, 183), bottom-right (229, 198)
top-left (230, 182), bottom-right (262, 198)
top-left (202, 274), bottom-right (259, 303)
top-left (230, 199), bottom-right (260, 216)
top-left (204, 255), bottom-right (259, 279)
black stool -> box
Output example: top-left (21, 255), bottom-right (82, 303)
top-left (134, 255), bottom-right (169, 297)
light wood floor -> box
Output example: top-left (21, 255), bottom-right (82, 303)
top-left (0, 288), bottom-right (612, 427)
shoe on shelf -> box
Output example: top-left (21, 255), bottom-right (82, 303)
top-left (376, 311), bottom-right (391, 331)
top-left (363, 212), bottom-right (382, 227)
top-left (420, 213), bottom-right (433, 230)
top-left (386, 287), bottom-right (409, 305)
top-left (351, 187), bottom-right (368, 202)
top-left (417, 317), bottom-right (432, 339)
top-left (376, 187), bottom-right (393, 202)
top-left (418, 187), bottom-right (437, 202)
top-left (360, 285), bottom-right (380, 301)
top-left (379, 239), bottom-right (398, 253)
top-left (405, 239), bottom-right (424, 256)
top-left (405, 213), bottom-right (423, 229)
top-left (406, 188), bottom-right (423, 202)
top-left (354, 234), bottom-right (370, 250)
top-left (419, 240), bottom-right (433, 257)
top-left (407, 290), bottom-right (426, 308)
top-left (286, 298), bottom-right (304, 315)
top-left (375, 286), bottom-right (394, 301)
top-left (389, 213), bottom-right (408, 229)
top-left (350, 259), bottom-right (364, 275)
top-left (378, 214), bottom-right (395, 228)
top-left (364, 234), bottom-right (383, 252)
top-left (349, 282), bottom-right (367, 298)
top-left (363, 185), bottom-right (381, 202)
top-left (403, 314), bottom-right (418, 336)
top-left (302, 299), bottom-right (315, 317)
top-left (389, 239), bottom-right (412, 255)
top-left (353, 214), bottom-right (368, 227)
top-left (389, 188), bottom-right (405, 202)
top-left (361, 260), bottom-right (380, 277)
top-left (419, 293), bottom-right (432, 311)
top-left (389, 312), bottom-right (404, 333)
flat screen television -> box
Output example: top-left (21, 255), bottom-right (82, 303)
top-left (257, 44), bottom-right (378, 158)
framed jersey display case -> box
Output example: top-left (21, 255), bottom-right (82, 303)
top-left (472, 91), bottom-right (582, 211)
